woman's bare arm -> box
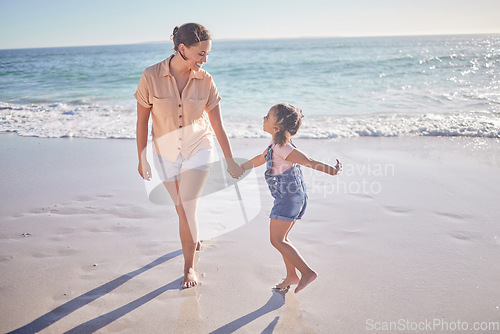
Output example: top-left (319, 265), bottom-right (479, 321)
top-left (136, 102), bottom-right (151, 180)
top-left (207, 104), bottom-right (244, 178)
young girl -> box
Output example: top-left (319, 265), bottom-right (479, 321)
top-left (241, 103), bottom-right (342, 293)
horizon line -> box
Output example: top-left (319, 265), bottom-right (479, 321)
top-left (1, 32), bottom-right (498, 51)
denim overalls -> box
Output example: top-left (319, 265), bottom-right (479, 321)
top-left (265, 143), bottom-right (308, 222)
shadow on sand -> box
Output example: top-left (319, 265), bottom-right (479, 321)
top-left (9, 249), bottom-right (183, 334)
top-left (209, 289), bottom-right (287, 334)
top-left (65, 277), bottom-right (183, 333)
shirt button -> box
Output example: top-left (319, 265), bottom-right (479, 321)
top-left (179, 114), bottom-right (182, 118)
top-left (179, 125), bottom-right (182, 128)
top-left (178, 147), bottom-right (181, 150)
top-left (179, 138), bottom-right (182, 141)
top-left (178, 104), bottom-right (182, 108)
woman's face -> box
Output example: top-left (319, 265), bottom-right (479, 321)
top-left (179, 40), bottom-right (211, 72)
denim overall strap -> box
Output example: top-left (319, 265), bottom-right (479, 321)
top-left (264, 144), bottom-right (280, 197)
top-left (264, 144), bottom-right (273, 170)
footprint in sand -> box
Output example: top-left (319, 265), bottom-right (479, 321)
top-left (448, 231), bottom-right (482, 243)
top-left (22, 195), bottom-right (154, 220)
top-left (434, 211), bottom-right (470, 222)
top-left (349, 193), bottom-right (374, 201)
top-left (32, 247), bottom-right (79, 258)
top-left (383, 206), bottom-right (413, 216)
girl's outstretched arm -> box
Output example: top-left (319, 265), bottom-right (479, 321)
top-left (286, 148), bottom-right (342, 175)
top-left (241, 148), bottom-right (267, 171)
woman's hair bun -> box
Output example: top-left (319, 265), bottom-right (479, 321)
top-left (171, 23), bottom-right (211, 51)
top-left (172, 26), bottom-right (179, 38)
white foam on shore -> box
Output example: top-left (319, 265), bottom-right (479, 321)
top-left (1, 101), bottom-right (499, 139)
top-left (0, 101), bottom-right (135, 139)
top-left (297, 112), bottom-right (500, 139)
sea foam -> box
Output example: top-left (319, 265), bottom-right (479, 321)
top-left (1, 101), bottom-right (498, 139)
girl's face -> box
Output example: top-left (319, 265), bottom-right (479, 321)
top-left (179, 40), bottom-right (211, 72)
top-left (263, 107), bottom-right (279, 135)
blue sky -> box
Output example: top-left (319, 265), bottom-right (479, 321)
top-left (0, 0), bottom-right (499, 49)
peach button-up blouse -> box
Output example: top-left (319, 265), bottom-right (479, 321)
top-left (134, 55), bottom-right (221, 162)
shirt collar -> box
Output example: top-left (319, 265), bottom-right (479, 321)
top-left (159, 54), bottom-right (204, 80)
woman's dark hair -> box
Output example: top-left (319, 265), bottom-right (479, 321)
top-left (171, 23), bottom-right (211, 52)
top-left (273, 103), bottom-right (304, 146)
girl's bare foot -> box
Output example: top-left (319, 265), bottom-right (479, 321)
top-left (294, 270), bottom-right (318, 293)
top-left (275, 275), bottom-right (300, 290)
top-left (182, 268), bottom-right (198, 289)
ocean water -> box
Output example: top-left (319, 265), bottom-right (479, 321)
top-left (0, 35), bottom-right (499, 139)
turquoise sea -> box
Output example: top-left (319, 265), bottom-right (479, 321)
top-left (0, 34), bottom-right (498, 139)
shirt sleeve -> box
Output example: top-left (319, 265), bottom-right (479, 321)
top-left (205, 77), bottom-right (221, 112)
top-left (134, 71), bottom-right (151, 108)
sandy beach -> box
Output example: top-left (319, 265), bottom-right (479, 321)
top-left (1, 133), bottom-right (500, 333)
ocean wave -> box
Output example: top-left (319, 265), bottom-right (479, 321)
top-left (2, 101), bottom-right (498, 140)
top-left (296, 113), bottom-right (500, 139)
top-left (0, 101), bottom-right (136, 139)
top-left (224, 113), bottom-right (500, 139)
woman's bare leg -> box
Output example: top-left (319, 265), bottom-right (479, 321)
top-left (270, 218), bottom-right (317, 293)
top-left (179, 169), bottom-right (209, 288)
top-left (162, 179), bottom-right (193, 288)
top-left (162, 168), bottom-right (209, 288)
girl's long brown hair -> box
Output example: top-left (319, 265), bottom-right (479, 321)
top-left (273, 103), bottom-right (303, 146)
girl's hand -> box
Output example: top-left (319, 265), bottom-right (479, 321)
top-left (138, 159), bottom-right (152, 181)
top-left (227, 159), bottom-right (244, 179)
top-left (334, 159), bottom-right (342, 175)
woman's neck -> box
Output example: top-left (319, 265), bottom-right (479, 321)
top-left (169, 53), bottom-right (191, 78)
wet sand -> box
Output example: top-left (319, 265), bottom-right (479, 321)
top-left (1, 133), bottom-right (499, 333)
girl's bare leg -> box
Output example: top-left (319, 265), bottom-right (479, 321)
top-left (163, 168), bottom-right (209, 289)
top-left (275, 221), bottom-right (300, 290)
top-left (270, 218), bottom-right (318, 293)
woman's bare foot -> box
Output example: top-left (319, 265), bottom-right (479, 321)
top-left (182, 268), bottom-right (198, 289)
top-left (275, 275), bottom-right (300, 290)
top-left (294, 270), bottom-right (318, 293)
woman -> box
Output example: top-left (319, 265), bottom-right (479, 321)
top-left (135, 23), bottom-right (243, 288)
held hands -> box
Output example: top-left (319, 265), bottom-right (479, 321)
top-left (333, 159), bottom-right (342, 175)
top-left (138, 158), bottom-right (243, 181)
top-left (227, 158), bottom-right (245, 179)
top-left (138, 159), bottom-right (152, 181)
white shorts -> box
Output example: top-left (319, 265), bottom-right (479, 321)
top-left (153, 147), bottom-right (214, 182)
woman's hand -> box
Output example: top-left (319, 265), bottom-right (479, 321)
top-left (138, 159), bottom-right (152, 181)
top-left (227, 158), bottom-right (244, 179)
